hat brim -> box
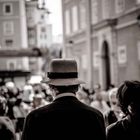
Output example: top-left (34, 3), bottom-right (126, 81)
top-left (42, 78), bottom-right (85, 86)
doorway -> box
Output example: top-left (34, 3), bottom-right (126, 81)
top-left (101, 41), bottom-right (111, 90)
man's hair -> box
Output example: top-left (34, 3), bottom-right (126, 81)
top-left (50, 85), bottom-right (79, 94)
top-left (117, 80), bottom-right (140, 114)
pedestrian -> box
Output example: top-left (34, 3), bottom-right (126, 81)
top-left (0, 95), bottom-right (16, 140)
top-left (104, 87), bottom-right (123, 127)
top-left (90, 84), bottom-right (110, 114)
top-left (22, 58), bottom-right (106, 140)
top-left (107, 80), bottom-right (140, 140)
top-left (13, 94), bottom-right (27, 140)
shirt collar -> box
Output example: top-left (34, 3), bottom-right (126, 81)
top-left (54, 92), bottom-right (76, 100)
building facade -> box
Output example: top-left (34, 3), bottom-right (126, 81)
top-left (26, 0), bottom-right (52, 75)
top-left (62, 0), bottom-right (140, 90)
top-left (0, 0), bottom-right (52, 87)
top-left (0, 0), bottom-right (29, 86)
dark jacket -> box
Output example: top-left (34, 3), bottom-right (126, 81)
top-left (104, 110), bottom-right (118, 127)
top-left (106, 116), bottom-right (140, 140)
top-left (22, 94), bottom-right (106, 140)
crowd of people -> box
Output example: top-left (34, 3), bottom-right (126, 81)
top-left (0, 58), bottom-right (140, 140)
top-left (0, 81), bottom-right (53, 140)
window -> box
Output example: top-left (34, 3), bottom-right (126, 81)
top-left (136, 0), bottom-right (140, 4)
top-left (40, 34), bottom-right (43, 39)
top-left (41, 14), bottom-right (44, 20)
top-left (3, 3), bottom-right (13, 15)
top-left (28, 28), bottom-right (35, 38)
top-left (7, 61), bottom-right (16, 70)
top-left (28, 28), bottom-right (35, 45)
top-left (137, 41), bottom-right (140, 60)
top-left (5, 39), bottom-right (13, 47)
top-left (115, 0), bottom-right (125, 14)
top-left (82, 54), bottom-right (87, 69)
top-left (102, 0), bottom-right (109, 19)
top-left (44, 34), bottom-right (47, 39)
top-left (79, 0), bottom-right (86, 29)
top-left (93, 52), bottom-right (99, 68)
top-left (118, 45), bottom-right (127, 64)
top-left (5, 5), bottom-right (10, 13)
top-left (3, 21), bottom-right (14, 36)
top-left (65, 10), bottom-right (71, 35)
top-left (72, 6), bottom-right (79, 32)
top-left (41, 27), bottom-right (46, 32)
top-left (27, 8), bottom-right (34, 25)
top-left (64, 0), bottom-right (71, 3)
top-left (91, 0), bottom-right (98, 24)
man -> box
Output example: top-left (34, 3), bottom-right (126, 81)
top-left (22, 59), bottom-right (106, 140)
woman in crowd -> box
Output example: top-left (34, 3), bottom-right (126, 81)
top-left (107, 80), bottom-right (140, 140)
top-left (104, 87), bottom-right (123, 127)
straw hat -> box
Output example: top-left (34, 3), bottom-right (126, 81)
top-left (42, 59), bottom-right (85, 86)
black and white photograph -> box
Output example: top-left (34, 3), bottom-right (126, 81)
top-left (0, 0), bottom-right (140, 140)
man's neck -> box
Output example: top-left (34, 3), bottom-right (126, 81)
top-left (54, 92), bottom-right (76, 100)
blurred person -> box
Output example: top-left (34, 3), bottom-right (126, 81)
top-left (40, 83), bottom-right (48, 97)
top-left (22, 85), bottom-right (34, 104)
top-left (90, 84), bottom-right (110, 114)
top-left (22, 59), bottom-right (106, 140)
top-left (31, 93), bottom-right (47, 110)
top-left (13, 94), bottom-right (27, 140)
top-left (76, 86), bottom-right (91, 105)
top-left (32, 84), bottom-right (42, 94)
top-left (5, 81), bottom-right (19, 98)
top-left (0, 85), bottom-right (7, 97)
top-left (0, 95), bottom-right (8, 116)
top-left (108, 84), bottom-right (115, 90)
top-left (107, 80), bottom-right (140, 140)
top-left (40, 83), bottom-right (54, 103)
top-left (5, 82), bottom-right (17, 120)
top-left (104, 87), bottom-right (123, 127)
top-left (5, 82), bottom-right (15, 92)
top-left (81, 86), bottom-right (95, 104)
top-left (0, 95), bottom-right (16, 140)
top-left (45, 94), bottom-right (53, 105)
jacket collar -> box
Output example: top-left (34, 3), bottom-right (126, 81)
top-left (54, 92), bottom-right (76, 101)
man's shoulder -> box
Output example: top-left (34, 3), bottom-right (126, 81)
top-left (26, 103), bottom-right (51, 119)
top-left (80, 102), bottom-right (104, 118)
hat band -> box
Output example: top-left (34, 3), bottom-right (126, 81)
top-left (47, 72), bottom-right (78, 79)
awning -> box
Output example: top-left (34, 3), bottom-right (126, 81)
top-left (0, 70), bottom-right (31, 78)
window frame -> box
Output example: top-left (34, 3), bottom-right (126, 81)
top-left (91, 0), bottom-right (98, 25)
top-left (115, 0), bottom-right (125, 14)
top-left (65, 9), bottom-right (71, 35)
top-left (7, 60), bottom-right (16, 70)
top-left (79, 0), bottom-right (86, 29)
top-left (3, 3), bottom-right (13, 16)
top-left (71, 5), bottom-right (79, 32)
top-left (3, 21), bottom-right (14, 36)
